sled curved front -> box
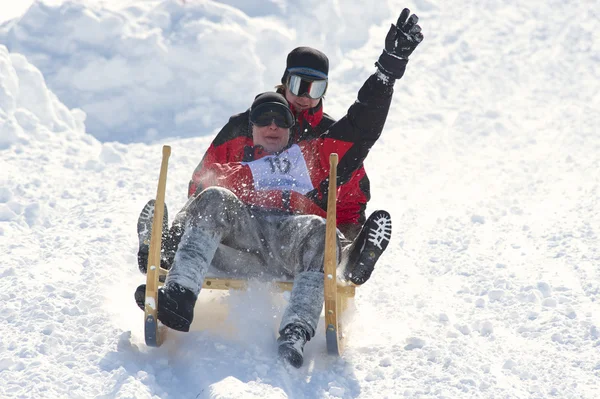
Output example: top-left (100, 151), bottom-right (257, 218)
top-left (323, 153), bottom-right (345, 355)
top-left (144, 145), bottom-right (170, 347)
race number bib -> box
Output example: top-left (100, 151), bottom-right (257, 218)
top-left (243, 145), bottom-right (314, 194)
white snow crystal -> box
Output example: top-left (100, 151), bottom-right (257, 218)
top-left (145, 297), bottom-right (156, 310)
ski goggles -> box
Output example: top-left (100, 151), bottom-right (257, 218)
top-left (250, 102), bottom-right (295, 129)
top-left (286, 67), bottom-right (328, 99)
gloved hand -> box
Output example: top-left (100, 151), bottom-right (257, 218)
top-left (376, 8), bottom-right (424, 80)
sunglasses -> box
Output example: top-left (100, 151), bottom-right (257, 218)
top-left (287, 73), bottom-right (328, 99)
top-left (250, 102), bottom-right (295, 129)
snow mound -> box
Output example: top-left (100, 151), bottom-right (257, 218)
top-left (0, 44), bottom-right (130, 233)
top-left (0, 0), bottom-right (394, 143)
top-left (0, 45), bottom-right (85, 149)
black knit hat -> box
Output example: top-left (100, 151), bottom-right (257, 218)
top-left (281, 46), bottom-right (329, 84)
top-left (250, 92), bottom-right (295, 128)
top-left (251, 91), bottom-right (289, 110)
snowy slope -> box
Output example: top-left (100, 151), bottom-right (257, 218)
top-left (1, 1), bottom-right (599, 398)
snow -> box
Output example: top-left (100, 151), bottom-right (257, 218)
top-left (0, 0), bottom-right (394, 143)
top-left (1, 0), bottom-right (599, 398)
top-left (145, 296), bottom-right (156, 310)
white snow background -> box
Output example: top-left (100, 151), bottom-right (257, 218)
top-left (1, 0), bottom-right (599, 398)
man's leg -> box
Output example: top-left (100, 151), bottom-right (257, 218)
top-left (136, 195), bottom-right (193, 273)
top-left (159, 193), bottom-right (197, 271)
top-left (136, 192), bottom-right (212, 275)
top-left (135, 187), bottom-right (262, 331)
top-left (271, 215), bottom-right (340, 368)
top-left (149, 196), bottom-right (277, 278)
top-left (136, 199), bottom-right (169, 273)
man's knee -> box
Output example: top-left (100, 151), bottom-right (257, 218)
top-left (190, 187), bottom-right (235, 213)
top-left (187, 187), bottom-right (239, 228)
top-left (197, 186), bottom-right (236, 204)
top-left (297, 216), bottom-right (339, 273)
top-left (298, 215), bottom-right (327, 242)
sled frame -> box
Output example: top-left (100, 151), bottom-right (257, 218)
top-left (144, 148), bottom-right (355, 355)
top-left (144, 145), bottom-right (171, 347)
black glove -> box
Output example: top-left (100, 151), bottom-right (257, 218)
top-left (376, 8), bottom-right (424, 80)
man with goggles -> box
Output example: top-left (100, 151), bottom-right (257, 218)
top-left (136, 8), bottom-right (424, 289)
top-left (277, 47), bottom-right (332, 143)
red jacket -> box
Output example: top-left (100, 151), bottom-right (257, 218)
top-left (189, 72), bottom-right (394, 223)
top-left (193, 141), bottom-right (354, 218)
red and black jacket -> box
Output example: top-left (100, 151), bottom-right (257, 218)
top-left (189, 72), bottom-right (393, 224)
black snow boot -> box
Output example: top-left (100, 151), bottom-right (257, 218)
top-left (277, 324), bottom-right (310, 368)
top-left (162, 221), bottom-right (185, 270)
top-left (134, 284), bottom-right (146, 310)
top-left (344, 210), bottom-right (392, 285)
top-left (137, 199), bottom-right (169, 274)
top-left (134, 282), bottom-right (197, 332)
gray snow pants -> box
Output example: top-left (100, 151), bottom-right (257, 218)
top-left (165, 187), bottom-right (340, 338)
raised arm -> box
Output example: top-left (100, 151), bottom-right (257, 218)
top-left (325, 8), bottom-right (424, 182)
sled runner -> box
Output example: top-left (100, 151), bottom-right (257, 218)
top-left (143, 146), bottom-right (355, 355)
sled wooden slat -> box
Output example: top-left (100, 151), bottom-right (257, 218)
top-left (203, 278), bottom-right (293, 291)
top-left (201, 278), bottom-right (355, 296)
top-left (156, 265), bottom-right (356, 296)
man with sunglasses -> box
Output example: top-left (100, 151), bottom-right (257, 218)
top-left (134, 8), bottom-right (424, 367)
top-left (136, 9), bottom-right (423, 288)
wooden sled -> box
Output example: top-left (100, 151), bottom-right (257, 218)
top-left (143, 145), bottom-right (355, 355)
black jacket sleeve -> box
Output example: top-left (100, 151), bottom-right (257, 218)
top-left (323, 72), bottom-right (395, 184)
